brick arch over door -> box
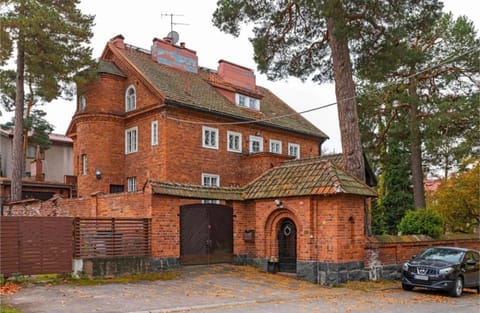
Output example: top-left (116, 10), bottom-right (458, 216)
top-left (263, 208), bottom-right (300, 261)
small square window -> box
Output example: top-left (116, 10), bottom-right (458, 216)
top-left (202, 126), bottom-right (219, 149)
top-left (202, 173), bottom-right (220, 204)
top-left (269, 140), bottom-right (282, 154)
top-left (227, 131), bottom-right (242, 153)
top-left (127, 177), bottom-right (137, 192)
top-left (288, 143), bottom-right (300, 159)
top-left (249, 135), bottom-right (263, 153)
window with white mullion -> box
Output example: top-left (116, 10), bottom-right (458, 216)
top-left (269, 139), bottom-right (282, 154)
top-left (125, 126), bottom-right (138, 154)
top-left (227, 131), bottom-right (242, 153)
top-left (202, 126), bottom-right (219, 149)
top-left (249, 135), bottom-right (263, 153)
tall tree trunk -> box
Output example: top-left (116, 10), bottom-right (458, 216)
top-left (327, 10), bottom-right (369, 236)
top-left (408, 83), bottom-right (426, 209)
top-left (11, 42), bottom-right (25, 201)
top-left (327, 17), bottom-right (365, 183)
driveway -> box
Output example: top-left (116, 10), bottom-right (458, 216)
top-left (1, 264), bottom-right (479, 313)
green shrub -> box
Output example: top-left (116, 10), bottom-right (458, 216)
top-left (398, 208), bottom-right (444, 238)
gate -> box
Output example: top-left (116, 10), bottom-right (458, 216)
top-left (278, 219), bottom-right (296, 272)
top-left (0, 216), bottom-right (74, 277)
top-left (180, 204), bottom-right (233, 265)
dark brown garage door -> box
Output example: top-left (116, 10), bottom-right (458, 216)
top-left (180, 204), bottom-right (233, 265)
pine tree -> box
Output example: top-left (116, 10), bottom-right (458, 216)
top-left (0, 0), bottom-right (94, 201)
top-left (357, 13), bottom-right (479, 209)
top-left (213, 0), bottom-right (443, 184)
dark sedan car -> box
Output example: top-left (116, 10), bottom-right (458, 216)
top-left (402, 246), bottom-right (480, 297)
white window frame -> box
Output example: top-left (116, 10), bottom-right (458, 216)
top-left (202, 173), bottom-right (220, 204)
top-left (125, 85), bottom-right (136, 112)
top-left (82, 154), bottom-right (87, 175)
top-left (151, 120), bottom-right (158, 146)
top-left (127, 177), bottom-right (137, 192)
top-left (125, 126), bottom-right (138, 154)
top-left (288, 143), bottom-right (300, 159)
top-left (79, 95), bottom-right (86, 111)
top-left (248, 97), bottom-right (260, 110)
top-left (269, 139), bottom-right (282, 154)
top-left (249, 135), bottom-right (263, 153)
top-left (235, 93), bottom-right (260, 111)
top-left (202, 126), bottom-right (219, 149)
top-left (227, 131), bottom-right (242, 153)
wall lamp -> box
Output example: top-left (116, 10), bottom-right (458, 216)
top-left (274, 199), bottom-right (283, 208)
top-left (95, 169), bottom-right (102, 180)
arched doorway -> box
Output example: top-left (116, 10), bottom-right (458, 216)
top-left (277, 218), bottom-right (296, 272)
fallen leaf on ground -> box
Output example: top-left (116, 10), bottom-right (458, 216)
top-left (0, 282), bottom-right (21, 295)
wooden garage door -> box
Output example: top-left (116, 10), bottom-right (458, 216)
top-left (180, 204), bottom-right (233, 265)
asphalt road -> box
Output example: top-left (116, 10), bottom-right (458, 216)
top-left (1, 264), bottom-right (479, 313)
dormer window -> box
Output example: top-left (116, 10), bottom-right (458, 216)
top-left (79, 95), bottom-right (86, 111)
top-left (125, 85), bottom-right (136, 112)
top-left (235, 93), bottom-right (260, 111)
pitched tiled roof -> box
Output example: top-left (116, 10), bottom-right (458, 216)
top-left (150, 181), bottom-right (243, 200)
top-left (150, 160), bottom-right (376, 200)
top-left (244, 160), bottom-right (377, 199)
top-left (115, 46), bottom-right (328, 139)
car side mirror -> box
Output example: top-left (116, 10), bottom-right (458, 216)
top-left (466, 259), bottom-right (477, 266)
top-left (411, 255), bottom-right (416, 259)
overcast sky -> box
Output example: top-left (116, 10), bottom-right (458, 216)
top-left (1, 0), bottom-right (478, 152)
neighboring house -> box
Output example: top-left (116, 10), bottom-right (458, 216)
top-left (0, 128), bottom-right (74, 201)
top-left (57, 34), bottom-right (376, 283)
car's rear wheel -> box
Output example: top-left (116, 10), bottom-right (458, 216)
top-left (449, 276), bottom-right (463, 297)
top-left (402, 283), bottom-right (414, 291)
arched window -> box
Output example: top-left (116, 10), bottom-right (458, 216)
top-left (125, 85), bottom-right (136, 112)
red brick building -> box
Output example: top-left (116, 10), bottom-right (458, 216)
top-left (63, 34), bottom-right (376, 283)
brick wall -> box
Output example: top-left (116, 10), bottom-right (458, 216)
top-left (5, 192), bottom-right (149, 218)
top-left (365, 235), bottom-right (480, 267)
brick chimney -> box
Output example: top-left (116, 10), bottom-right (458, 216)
top-left (151, 37), bottom-right (198, 73)
top-left (111, 34), bottom-right (125, 49)
top-left (217, 60), bottom-right (256, 91)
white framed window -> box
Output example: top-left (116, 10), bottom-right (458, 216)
top-left (249, 135), bottom-right (263, 153)
top-left (248, 97), bottom-right (260, 110)
top-left (202, 126), bottom-right (219, 149)
top-left (288, 143), bottom-right (300, 159)
top-left (125, 85), bottom-right (136, 112)
top-left (82, 154), bottom-right (87, 175)
top-left (227, 131), bottom-right (242, 153)
top-left (79, 95), bottom-right (86, 111)
top-left (202, 173), bottom-right (220, 204)
top-left (269, 139), bottom-right (282, 154)
top-left (127, 177), bottom-right (137, 192)
top-left (151, 120), bottom-right (158, 146)
top-left (237, 94), bottom-right (246, 107)
top-left (202, 173), bottom-right (220, 187)
top-left (125, 126), bottom-right (138, 154)
top-left (235, 93), bottom-right (260, 111)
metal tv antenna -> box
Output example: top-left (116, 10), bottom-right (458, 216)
top-left (161, 13), bottom-right (189, 44)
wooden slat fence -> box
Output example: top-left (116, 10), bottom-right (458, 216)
top-left (74, 218), bottom-right (151, 258)
top-left (0, 216), bottom-right (74, 277)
